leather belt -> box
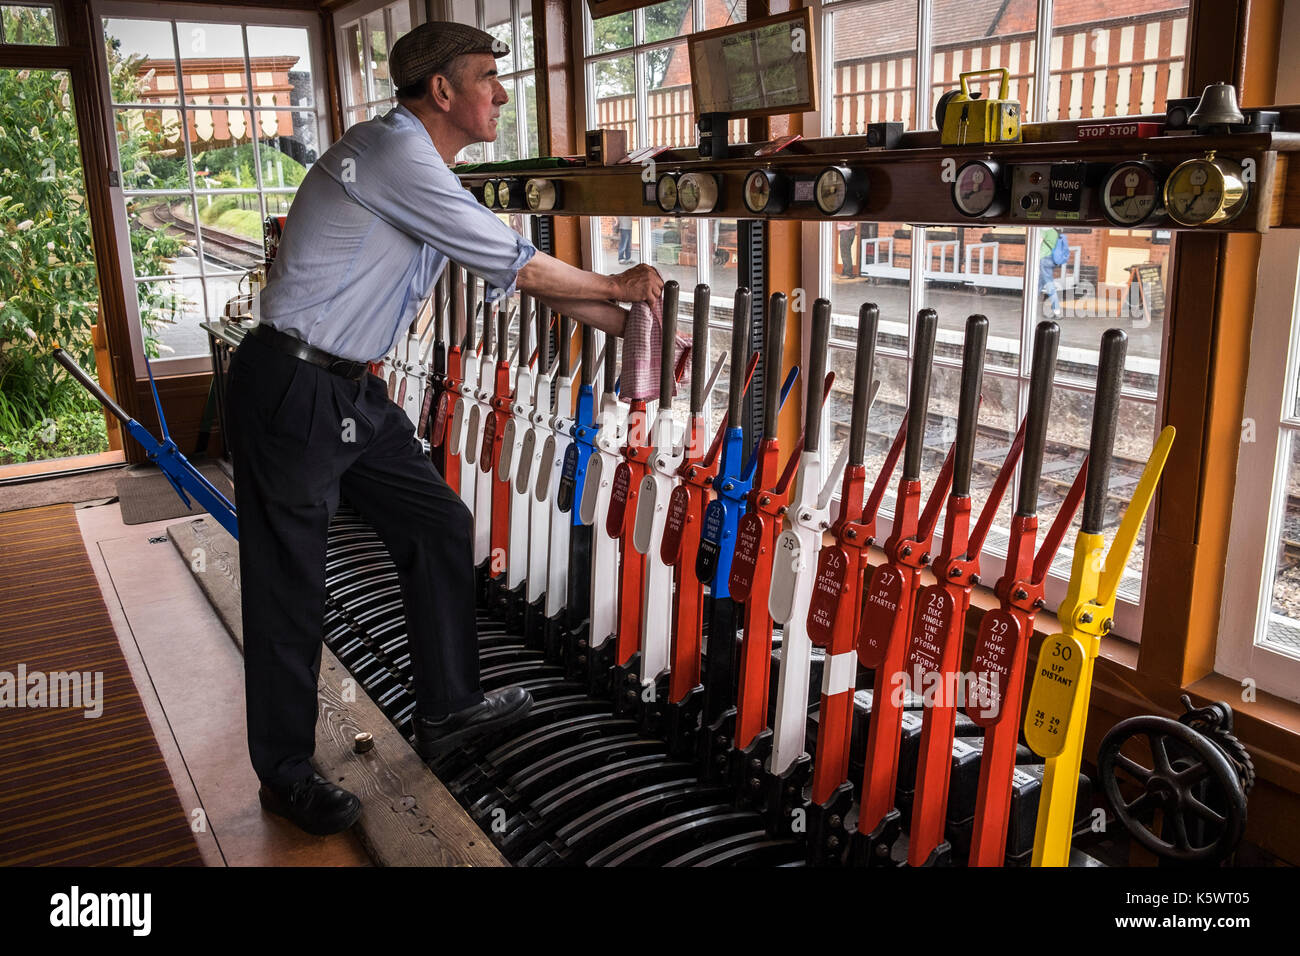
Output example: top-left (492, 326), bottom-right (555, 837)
top-left (248, 324), bottom-right (369, 381)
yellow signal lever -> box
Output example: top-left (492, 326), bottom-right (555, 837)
top-left (1026, 424), bottom-right (1175, 867)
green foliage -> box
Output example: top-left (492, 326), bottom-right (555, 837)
top-left (0, 390), bottom-right (109, 466)
top-left (0, 16), bottom-right (184, 460)
top-left (591, 0), bottom-right (691, 97)
top-left (1, 5), bottom-right (57, 45)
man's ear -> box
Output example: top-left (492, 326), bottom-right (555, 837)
top-left (429, 73), bottom-right (455, 111)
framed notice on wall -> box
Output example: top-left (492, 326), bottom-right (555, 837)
top-left (687, 8), bottom-right (818, 119)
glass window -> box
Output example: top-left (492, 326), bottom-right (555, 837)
top-left (829, 0), bottom-right (918, 135)
top-left (812, 0), bottom-right (1191, 631)
top-left (0, 4), bottom-right (57, 45)
top-left (446, 0), bottom-right (537, 163)
top-left (104, 14), bottom-right (324, 362)
top-left (1047, 1), bottom-right (1191, 121)
top-left (338, 0), bottom-right (420, 128)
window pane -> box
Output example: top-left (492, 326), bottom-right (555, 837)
top-left (645, 0), bottom-right (693, 45)
top-left (705, 0), bottom-right (746, 30)
top-left (590, 10), bottom-right (633, 54)
top-left (452, 0), bottom-right (477, 27)
top-left (247, 26), bottom-right (315, 108)
top-left (177, 23), bottom-right (248, 105)
top-left (929, 368), bottom-right (1021, 560)
top-left (263, 191), bottom-right (297, 218)
top-left (137, 275), bottom-right (206, 359)
top-left (256, 110), bottom-right (319, 186)
top-left (518, 12), bottom-right (534, 71)
top-left (599, 215), bottom-right (641, 273)
top-left (365, 13), bottom-right (391, 101)
top-left (831, 220), bottom-right (910, 340)
top-left (645, 42), bottom-right (693, 147)
top-left (707, 324), bottom-right (734, 439)
top-left (649, 217), bottom-right (697, 291)
top-left (1048, 2), bottom-right (1190, 120)
top-left (389, 1), bottom-right (412, 41)
top-left (931, 4), bottom-right (1036, 128)
top-left (1049, 227), bottom-right (1168, 398)
top-left (1037, 387), bottom-right (1156, 604)
top-left (484, 0), bottom-right (516, 75)
top-left (592, 54), bottom-right (636, 150)
top-left (495, 86), bottom-right (520, 161)
top-left (518, 74), bottom-right (538, 158)
top-left (126, 194), bottom-right (197, 277)
top-left (710, 219), bottom-right (740, 302)
top-left (190, 109), bottom-right (256, 190)
top-left (831, 0), bottom-right (918, 135)
top-left (343, 22), bottom-right (365, 108)
top-left (104, 19), bottom-right (178, 105)
top-left (456, 141), bottom-right (487, 164)
top-left (921, 224), bottom-right (1024, 371)
top-left (857, 352), bottom-right (910, 491)
top-left (1, 4), bottom-right (56, 45)
top-left (1266, 432), bottom-right (1300, 659)
top-left (115, 107), bottom-right (188, 190)
top-left (195, 189), bottom-right (263, 247)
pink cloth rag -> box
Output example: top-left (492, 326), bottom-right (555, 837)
top-left (620, 299), bottom-right (692, 402)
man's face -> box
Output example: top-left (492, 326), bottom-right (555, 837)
top-left (443, 53), bottom-right (508, 144)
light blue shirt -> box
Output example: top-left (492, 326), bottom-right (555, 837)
top-left (258, 104), bottom-right (536, 362)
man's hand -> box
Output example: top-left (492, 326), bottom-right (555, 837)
top-left (611, 264), bottom-right (664, 309)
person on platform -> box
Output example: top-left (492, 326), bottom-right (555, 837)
top-left (1038, 226), bottom-right (1069, 318)
top-left (616, 215), bottom-right (633, 264)
top-left (228, 20), bottom-right (663, 836)
top-left (837, 221), bottom-right (857, 278)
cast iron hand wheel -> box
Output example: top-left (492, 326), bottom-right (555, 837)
top-left (1097, 695), bottom-right (1251, 866)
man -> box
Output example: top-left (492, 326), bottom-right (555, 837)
top-left (228, 21), bottom-right (663, 836)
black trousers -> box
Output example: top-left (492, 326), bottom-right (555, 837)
top-left (227, 332), bottom-right (483, 789)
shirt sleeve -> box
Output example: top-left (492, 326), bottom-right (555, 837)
top-left (339, 122), bottom-right (536, 302)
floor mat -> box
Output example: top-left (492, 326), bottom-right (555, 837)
top-left (0, 504), bottom-right (204, 865)
top-left (115, 463), bottom-right (234, 526)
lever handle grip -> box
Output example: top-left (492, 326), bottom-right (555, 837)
top-left (691, 283), bottom-right (711, 415)
top-left (1017, 320), bottom-right (1060, 517)
top-left (728, 287), bottom-right (751, 426)
top-left (762, 292), bottom-right (788, 441)
top-left (903, 309), bottom-right (939, 481)
top-left (951, 314), bottom-right (988, 497)
top-left (1083, 328), bottom-right (1127, 534)
top-left (849, 303), bottom-right (880, 467)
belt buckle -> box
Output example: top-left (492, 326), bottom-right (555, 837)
top-left (328, 359), bottom-right (357, 379)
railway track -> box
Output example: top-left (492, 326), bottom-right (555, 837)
top-left (830, 400), bottom-right (1146, 524)
top-left (148, 199), bottom-right (263, 271)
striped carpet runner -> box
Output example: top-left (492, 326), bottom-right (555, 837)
top-left (0, 504), bottom-right (202, 866)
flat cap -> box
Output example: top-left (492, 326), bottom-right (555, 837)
top-left (390, 20), bottom-right (508, 90)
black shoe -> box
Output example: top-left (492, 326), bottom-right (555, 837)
top-left (412, 687), bottom-right (534, 761)
top-left (258, 773), bottom-right (362, 836)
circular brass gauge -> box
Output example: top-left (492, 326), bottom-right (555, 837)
top-left (952, 159), bottom-right (1006, 217)
top-left (656, 172), bottom-right (679, 213)
top-left (482, 180), bottom-right (497, 208)
top-left (1163, 153), bottom-right (1248, 226)
top-left (497, 177), bottom-right (526, 210)
top-left (815, 166), bottom-right (867, 217)
top-left (1101, 161), bottom-right (1166, 227)
top-left (525, 178), bottom-right (559, 212)
top-left (743, 169), bottom-right (790, 215)
top-left (677, 173), bottom-right (719, 214)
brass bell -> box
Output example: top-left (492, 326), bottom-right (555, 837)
top-left (1189, 82), bottom-right (1245, 131)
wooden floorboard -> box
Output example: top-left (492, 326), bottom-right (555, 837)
top-left (167, 516), bottom-right (505, 867)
